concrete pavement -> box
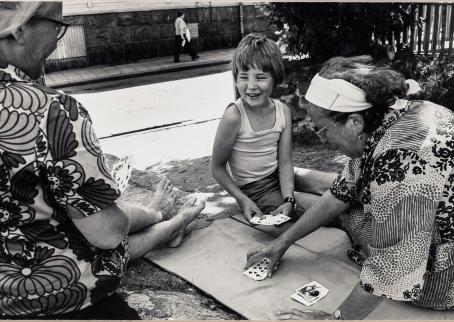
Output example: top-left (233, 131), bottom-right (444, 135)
top-left (45, 48), bottom-right (235, 88)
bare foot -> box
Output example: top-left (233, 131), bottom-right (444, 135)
top-left (149, 179), bottom-right (177, 220)
top-left (168, 196), bottom-right (205, 248)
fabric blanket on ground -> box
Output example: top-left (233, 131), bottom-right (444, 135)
top-left (113, 154), bottom-right (454, 320)
top-left (145, 214), bottom-right (454, 320)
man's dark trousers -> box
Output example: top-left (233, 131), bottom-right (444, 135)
top-left (174, 35), bottom-right (197, 62)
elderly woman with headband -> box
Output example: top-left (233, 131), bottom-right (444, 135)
top-left (0, 1), bottom-right (205, 318)
top-left (246, 55), bottom-right (454, 320)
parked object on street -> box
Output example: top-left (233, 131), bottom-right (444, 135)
top-left (174, 11), bottom-right (199, 63)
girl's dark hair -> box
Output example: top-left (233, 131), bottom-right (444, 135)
top-left (317, 55), bottom-right (407, 133)
top-left (231, 33), bottom-right (285, 86)
top-left (177, 11), bottom-right (184, 17)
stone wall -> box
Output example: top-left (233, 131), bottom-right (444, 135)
top-left (46, 5), bottom-right (276, 71)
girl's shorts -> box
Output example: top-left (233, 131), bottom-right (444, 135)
top-left (239, 169), bottom-right (282, 214)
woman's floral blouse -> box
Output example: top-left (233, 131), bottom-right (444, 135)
top-left (330, 99), bottom-right (454, 309)
top-left (0, 65), bottom-right (129, 316)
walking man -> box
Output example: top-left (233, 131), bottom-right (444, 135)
top-left (174, 11), bottom-right (199, 63)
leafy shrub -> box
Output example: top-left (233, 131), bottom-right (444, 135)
top-left (413, 55), bottom-right (454, 110)
top-left (260, 3), bottom-right (418, 63)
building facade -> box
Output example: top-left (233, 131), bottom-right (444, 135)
top-left (46, 1), bottom-right (275, 71)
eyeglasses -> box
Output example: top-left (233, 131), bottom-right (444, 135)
top-left (313, 114), bottom-right (342, 140)
top-left (31, 17), bottom-right (70, 40)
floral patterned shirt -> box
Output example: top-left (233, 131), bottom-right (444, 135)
top-left (330, 100), bottom-right (454, 309)
top-left (0, 65), bottom-right (129, 316)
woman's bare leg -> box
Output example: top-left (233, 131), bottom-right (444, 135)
top-left (292, 167), bottom-right (337, 217)
top-left (119, 179), bottom-right (178, 234)
top-left (128, 197), bottom-right (205, 261)
top-left (294, 167), bottom-right (337, 196)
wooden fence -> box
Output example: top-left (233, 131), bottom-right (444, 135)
top-left (375, 3), bottom-right (454, 56)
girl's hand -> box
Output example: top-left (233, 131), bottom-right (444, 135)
top-left (239, 198), bottom-right (263, 221)
top-left (269, 309), bottom-right (332, 320)
top-left (269, 202), bottom-right (293, 218)
top-left (246, 239), bottom-right (289, 278)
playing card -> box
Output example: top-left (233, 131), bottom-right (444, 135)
top-left (242, 258), bottom-right (270, 281)
top-left (291, 281), bottom-right (329, 306)
top-left (111, 155), bottom-right (134, 193)
top-left (250, 213), bottom-right (291, 226)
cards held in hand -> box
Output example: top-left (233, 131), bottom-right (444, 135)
top-left (291, 281), bottom-right (329, 306)
top-left (243, 258), bottom-right (280, 281)
top-left (243, 257), bottom-right (270, 281)
top-left (250, 213), bottom-right (291, 226)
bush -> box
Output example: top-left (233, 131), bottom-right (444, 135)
top-left (413, 55), bottom-right (454, 110)
top-left (261, 3), bottom-right (418, 63)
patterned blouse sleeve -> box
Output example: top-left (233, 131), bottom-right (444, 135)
top-left (358, 147), bottom-right (444, 301)
top-left (40, 93), bottom-right (120, 219)
top-left (329, 157), bottom-right (363, 204)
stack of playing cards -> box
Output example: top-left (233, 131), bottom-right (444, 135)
top-left (250, 213), bottom-right (291, 226)
top-left (243, 258), bottom-right (270, 281)
top-left (111, 155), bottom-right (134, 193)
top-left (291, 281), bottom-right (329, 306)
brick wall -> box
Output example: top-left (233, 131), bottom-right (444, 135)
top-left (46, 4), bottom-right (276, 71)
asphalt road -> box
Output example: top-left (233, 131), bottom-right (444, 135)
top-left (61, 63), bottom-right (234, 169)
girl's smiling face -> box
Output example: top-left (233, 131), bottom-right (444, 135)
top-left (236, 66), bottom-right (274, 108)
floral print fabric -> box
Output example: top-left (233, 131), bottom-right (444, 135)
top-left (0, 65), bottom-right (129, 316)
top-left (330, 100), bottom-right (454, 309)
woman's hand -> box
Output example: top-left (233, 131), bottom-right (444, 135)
top-left (269, 309), bottom-right (332, 320)
top-left (239, 197), bottom-right (263, 221)
top-left (269, 202), bottom-right (293, 218)
top-left (246, 239), bottom-right (289, 277)
top-left (149, 179), bottom-right (177, 220)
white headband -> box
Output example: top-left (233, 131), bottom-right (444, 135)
top-left (305, 73), bottom-right (372, 112)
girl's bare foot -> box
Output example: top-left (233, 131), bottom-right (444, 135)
top-left (149, 179), bottom-right (177, 220)
top-left (168, 196), bottom-right (205, 248)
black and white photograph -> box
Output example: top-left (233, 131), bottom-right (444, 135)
top-left (0, 0), bottom-right (454, 320)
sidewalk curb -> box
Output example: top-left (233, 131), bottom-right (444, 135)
top-left (48, 59), bottom-right (231, 88)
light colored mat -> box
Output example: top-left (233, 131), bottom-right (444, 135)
top-left (146, 218), bottom-right (358, 320)
top-left (113, 154), bottom-right (454, 320)
top-left (145, 216), bottom-right (454, 320)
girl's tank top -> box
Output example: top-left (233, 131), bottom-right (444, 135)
top-left (228, 98), bottom-right (286, 186)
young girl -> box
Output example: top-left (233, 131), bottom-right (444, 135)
top-left (211, 34), bottom-right (334, 222)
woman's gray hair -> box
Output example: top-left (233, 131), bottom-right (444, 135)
top-left (316, 55), bottom-right (408, 133)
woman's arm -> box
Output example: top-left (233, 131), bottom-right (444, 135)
top-left (211, 105), bottom-right (262, 220)
top-left (247, 190), bottom-right (350, 270)
top-left (275, 104), bottom-right (295, 215)
top-left (278, 189), bottom-right (349, 247)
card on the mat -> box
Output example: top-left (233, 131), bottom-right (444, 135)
top-left (291, 281), bottom-right (329, 306)
top-left (250, 213), bottom-right (291, 225)
top-left (111, 155), bottom-right (133, 192)
top-left (243, 258), bottom-right (270, 281)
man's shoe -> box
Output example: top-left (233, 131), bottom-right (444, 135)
top-left (192, 55), bottom-right (199, 61)
top-left (174, 60), bottom-right (181, 63)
